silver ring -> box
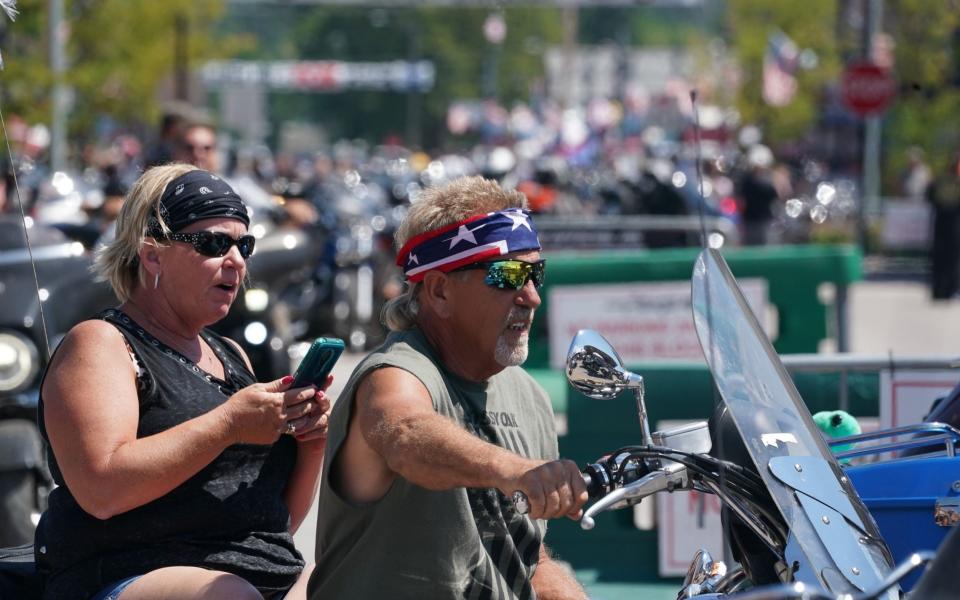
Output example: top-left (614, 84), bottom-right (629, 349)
top-left (286, 422), bottom-right (296, 435)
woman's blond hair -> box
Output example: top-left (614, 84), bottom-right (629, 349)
top-left (94, 163), bottom-right (199, 302)
top-left (382, 176), bottom-right (528, 331)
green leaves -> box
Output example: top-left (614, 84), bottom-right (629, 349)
top-left (727, 0), bottom-right (840, 142)
top-left (3, 0), bottom-right (248, 148)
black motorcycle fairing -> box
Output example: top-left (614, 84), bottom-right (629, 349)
top-left (709, 403), bottom-right (781, 586)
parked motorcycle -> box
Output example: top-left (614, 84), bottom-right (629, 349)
top-left (525, 248), bottom-right (955, 598)
top-left (290, 170), bottom-right (403, 352)
top-left (0, 217), bottom-right (116, 547)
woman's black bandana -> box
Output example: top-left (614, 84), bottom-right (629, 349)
top-left (148, 169), bottom-right (249, 236)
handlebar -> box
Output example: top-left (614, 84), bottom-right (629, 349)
top-left (512, 472), bottom-right (595, 516)
top-left (512, 451), bottom-right (693, 531)
top-left (512, 454), bottom-right (652, 516)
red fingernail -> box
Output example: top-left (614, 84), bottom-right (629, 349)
top-left (281, 375), bottom-right (294, 385)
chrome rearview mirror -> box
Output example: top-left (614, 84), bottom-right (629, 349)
top-left (565, 329), bottom-right (630, 400)
top-left (565, 329), bottom-right (653, 446)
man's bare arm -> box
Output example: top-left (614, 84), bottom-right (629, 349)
top-left (531, 544), bottom-right (588, 600)
top-left (337, 366), bottom-right (586, 519)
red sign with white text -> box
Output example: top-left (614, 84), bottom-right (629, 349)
top-left (841, 61), bottom-right (896, 116)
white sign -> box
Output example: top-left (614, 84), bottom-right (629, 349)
top-left (881, 201), bottom-right (931, 250)
top-left (654, 421), bottom-right (724, 576)
top-left (547, 279), bottom-right (770, 369)
top-left (657, 489), bottom-right (725, 575)
top-left (879, 370), bottom-right (957, 429)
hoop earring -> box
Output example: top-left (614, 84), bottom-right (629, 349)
top-left (154, 272), bottom-right (160, 290)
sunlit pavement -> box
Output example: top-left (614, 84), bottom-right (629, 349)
top-left (848, 280), bottom-right (960, 355)
top-left (292, 279), bottom-right (960, 596)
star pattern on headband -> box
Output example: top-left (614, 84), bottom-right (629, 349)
top-left (505, 210), bottom-right (532, 231)
top-left (448, 224), bottom-right (478, 249)
top-left (396, 209), bottom-right (540, 280)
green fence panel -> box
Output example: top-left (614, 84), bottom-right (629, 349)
top-left (527, 244), bottom-right (863, 369)
top-left (544, 363), bottom-right (880, 583)
top-left (525, 244), bottom-right (864, 583)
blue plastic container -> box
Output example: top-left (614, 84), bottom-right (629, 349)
top-left (846, 456), bottom-right (960, 590)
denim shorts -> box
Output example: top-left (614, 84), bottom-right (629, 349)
top-left (89, 574), bottom-right (290, 599)
top-left (90, 575), bottom-right (142, 600)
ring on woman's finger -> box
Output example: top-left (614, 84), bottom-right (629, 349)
top-left (286, 422), bottom-right (296, 435)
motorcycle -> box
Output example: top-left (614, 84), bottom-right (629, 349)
top-left (0, 217), bottom-right (116, 549)
top-left (522, 247), bottom-right (956, 598)
top-left (290, 170), bottom-right (403, 352)
top-left (0, 243), bottom-right (956, 598)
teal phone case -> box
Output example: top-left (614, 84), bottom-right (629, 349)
top-left (292, 337), bottom-right (345, 387)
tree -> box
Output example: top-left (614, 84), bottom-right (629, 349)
top-left (232, 5), bottom-right (562, 149)
top-left (883, 0), bottom-right (960, 187)
top-left (726, 0), bottom-right (841, 144)
top-left (1, 0), bottom-right (250, 152)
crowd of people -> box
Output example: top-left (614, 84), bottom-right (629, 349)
top-left (2, 99), bottom-right (826, 254)
top-left (5, 90), bottom-right (960, 598)
top-left (0, 94), bottom-right (807, 600)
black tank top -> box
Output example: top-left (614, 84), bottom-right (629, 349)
top-left (36, 309), bottom-right (303, 600)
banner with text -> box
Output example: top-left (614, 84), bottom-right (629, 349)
top-left (547, 279), bottom-right (770, 369)
top-left (202, 60), bottom-right (435, 92)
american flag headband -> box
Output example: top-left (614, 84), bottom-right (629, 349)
top-left (396, 209), bottom-right (542, 282)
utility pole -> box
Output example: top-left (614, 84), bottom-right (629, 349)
top-left (860, 0), bottom-right (883, 252)
top-left (561, 6), bottom-right (578, 109)
top-left (174, 13), bottom-right (190, 101)
top-left (405, 18), bottom-right (422, 148)
top-left (49, 0), bottom-right (67, 171)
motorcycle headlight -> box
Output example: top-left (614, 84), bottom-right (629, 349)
top-left (0, 331), bottom-right (40, 393)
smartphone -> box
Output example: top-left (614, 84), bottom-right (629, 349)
top-left (291, 337), bottom-right (345, 388)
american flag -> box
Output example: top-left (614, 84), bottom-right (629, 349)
top-left (397, 209), bottom-right (541, 282)
top-left (763, 29), bottom-right (799, 107)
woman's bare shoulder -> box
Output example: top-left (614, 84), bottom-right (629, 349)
top-left (62, 318), bottom-right (127, 351)
top-left (47, 318), bottom-right (131, 376)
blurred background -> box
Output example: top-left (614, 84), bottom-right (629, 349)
top-left (6, 0), bottom-right (953, 253)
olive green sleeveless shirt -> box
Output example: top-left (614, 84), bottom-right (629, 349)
top-left (308, 328), bottom-right (559, 600)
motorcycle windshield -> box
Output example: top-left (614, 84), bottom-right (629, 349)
top-left (691, 248), bottom-right (894, 596)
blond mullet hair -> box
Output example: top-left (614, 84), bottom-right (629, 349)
top-left (382, 176), bottom-right (528, 331)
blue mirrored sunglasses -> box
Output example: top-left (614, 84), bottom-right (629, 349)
top-left (454, 259), bottom-right (546, 290)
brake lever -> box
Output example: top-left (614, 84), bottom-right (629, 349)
top-left (580, 463), bottom-right (689, 530)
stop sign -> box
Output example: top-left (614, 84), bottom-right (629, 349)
top-left (841, 61), bottom-right (896, 116)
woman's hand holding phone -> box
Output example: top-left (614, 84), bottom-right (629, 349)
top-left (284, 338), bottom-right (344, 450)
top-left (285, 374), bottom-right (333, 448)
